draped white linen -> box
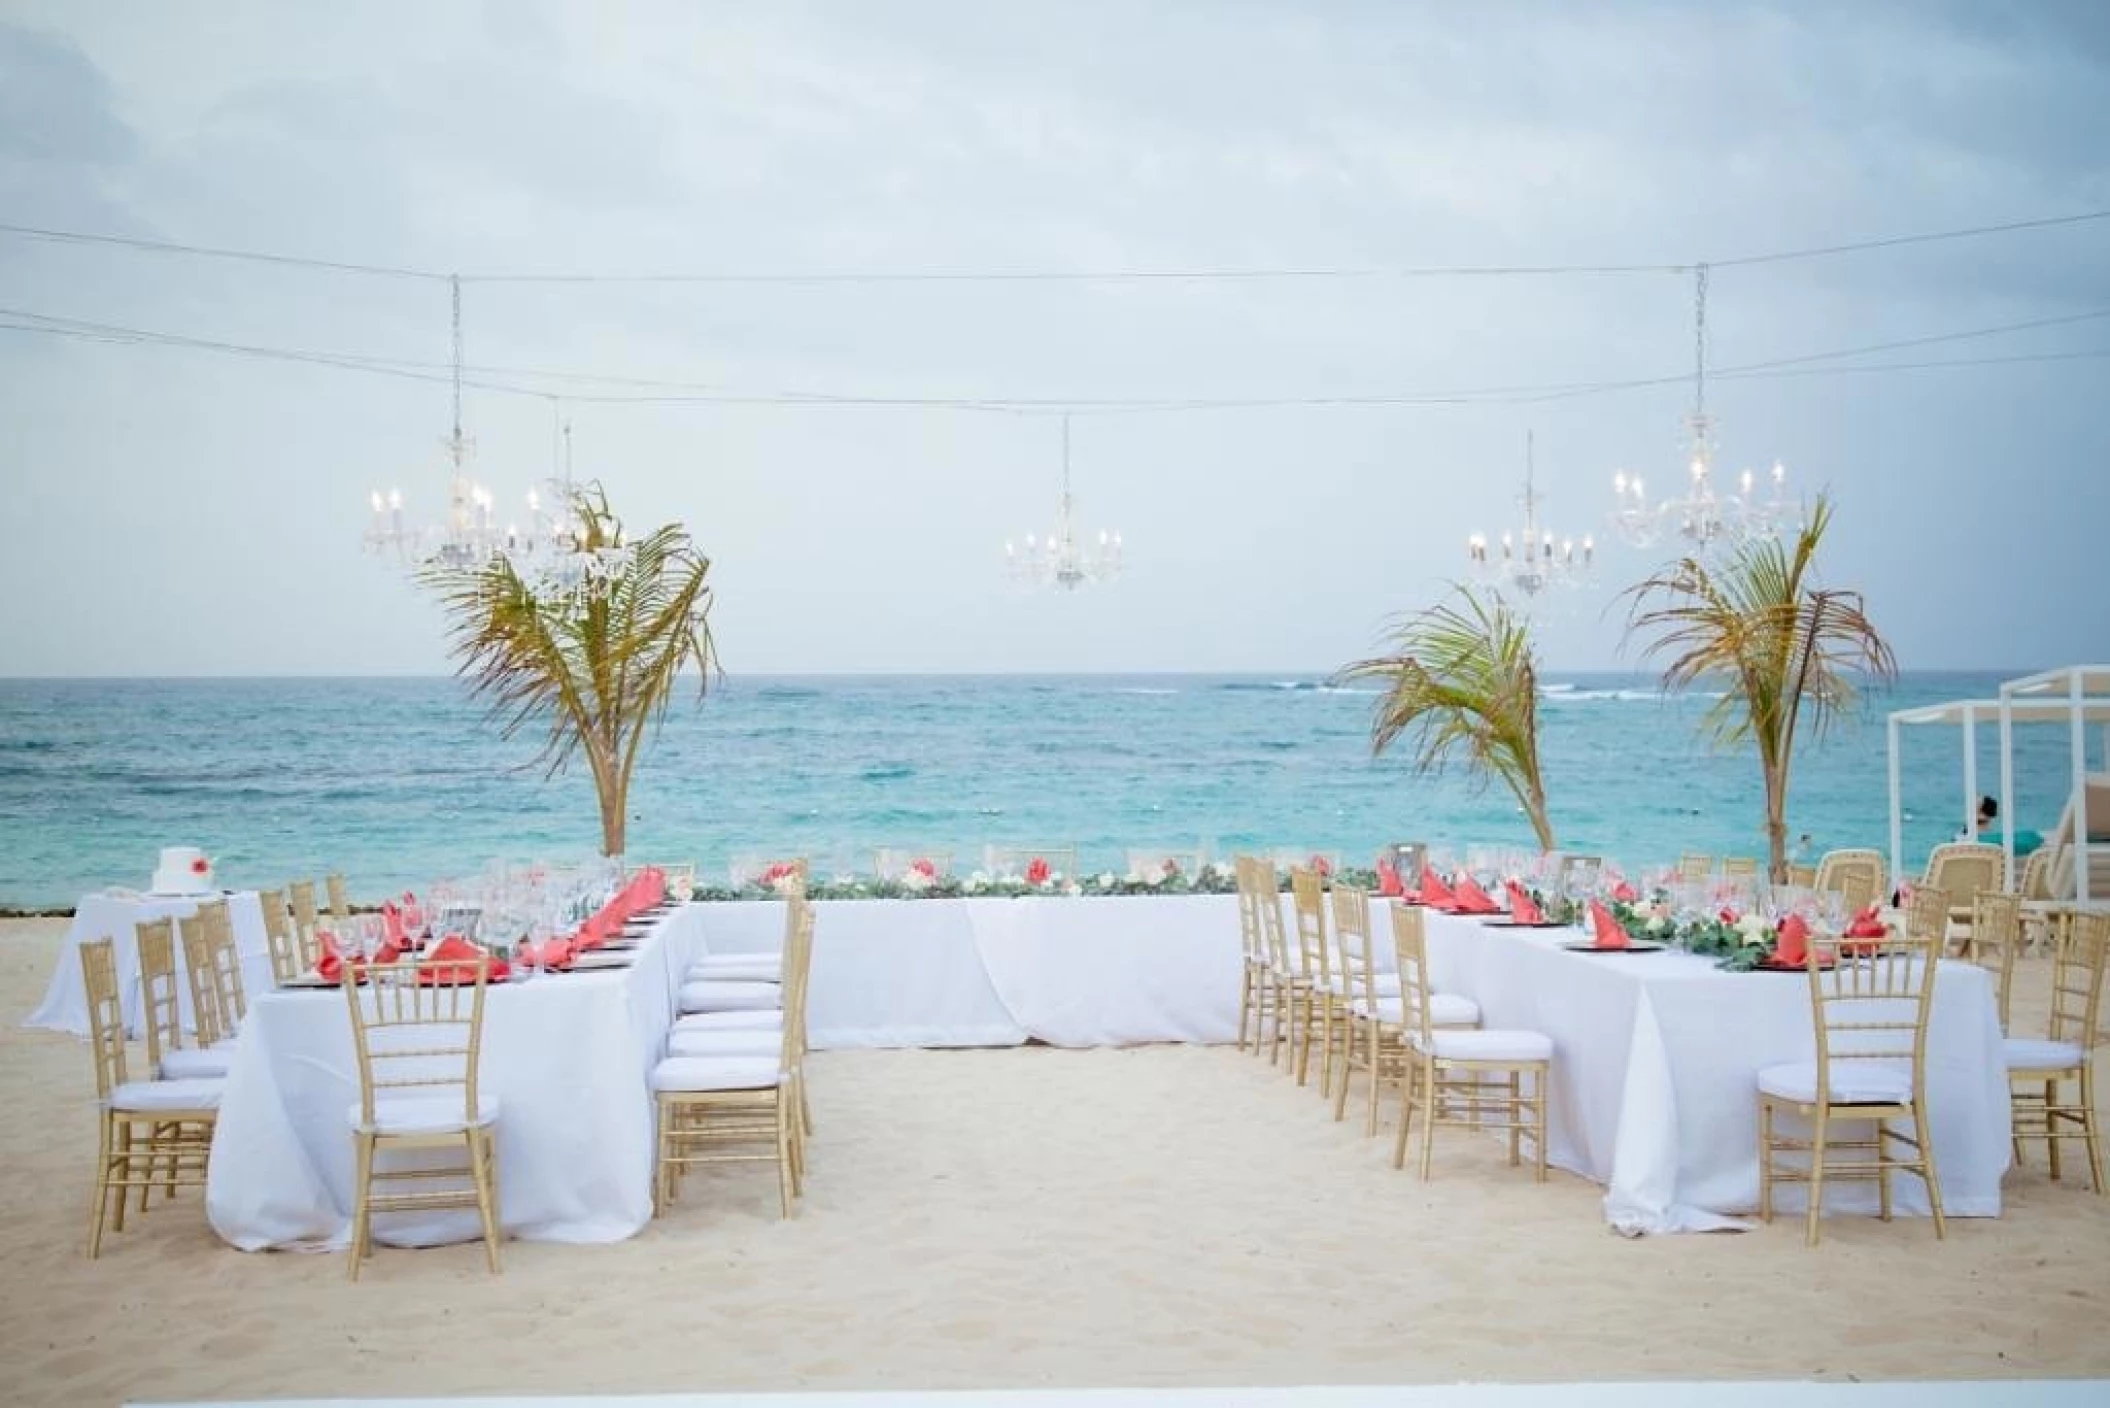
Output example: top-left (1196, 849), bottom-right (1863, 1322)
top-left (26, 890), bottom-right (271, 1037)
top-left (206, 902), bottom-right (704, 1251)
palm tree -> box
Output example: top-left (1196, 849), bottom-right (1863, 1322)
top-left (1622, 494), bottom-right (1894, 881)
top-left (1338, 584), bottom-right (1556, 851)
top-left (419, 483), bottom-right (716, 857)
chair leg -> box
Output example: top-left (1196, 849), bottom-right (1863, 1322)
top-left (1877, 1116), bottom-right (1895, 1223)
top-left (1914, 1104), bottom-right (1947, 1239)
top-left (1364, 1036), bottom-right (1385, 1137)
top-left (1507, 1071), bottom-right (1523, 1167)
top-left (1317, 996), bottom-right (1335, 1098)
top-left (1417, 1065), bottom-right (1439, 1181)
top-left (1236, 968), bottom-right (1253, 1053)
top-left (470, 1130), bottom-right (503, 1274)
top-left (799, 1072), bottom-right (815, 1138)
top-left (86, 1115), bottom-right (115, 1259)
top-left (1331, 1021), bottom-right (1355, 1123)
top-left (775, 1103), bottom-right (795, 1219)
top-left (1758, 1101), bottom-right (1775, 1224)
top-left (348, 1131), bottom-right (375, 1281)
top-left (1392, 1062), bottom-right (1416, 1170)
top-left (110, 1122), bottom-right (131, 1235)
top-left (1532, 1066), bottom-right (1549, 1182)
top-left (1805, 1107), bottom-right (1829, 1247)
top-left (2046, 1079), bottom-right (2064, 1181)
top-left (2082, 1067), bottom-right (2105, 1195)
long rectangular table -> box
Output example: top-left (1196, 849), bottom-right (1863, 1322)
top-left (26, 890), bottom-right (272, 1037)
top-left (206, 901), bottom-right (704, 1251)
top-left (696, 895), bottom-right (2009, 1232)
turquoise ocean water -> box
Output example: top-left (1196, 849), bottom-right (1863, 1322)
top-left (0, 671), bottom-right (2080, 909)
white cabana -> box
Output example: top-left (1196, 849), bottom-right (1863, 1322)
top-left (1999, 665), bottom-right (2110, 903)
top-left (1886, 690), bottom-right (2110, 892)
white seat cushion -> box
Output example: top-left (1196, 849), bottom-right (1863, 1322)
top-left (668, 1028), bottom-right (782, 1058)
top-left (110, 1077), bottom-right (222, 1114)
top-left (1355, 992), bottom-right (1481, 1027)
top-left (2003, 1037), bottom-right (2085, 1072)
top-left (1415, 1028), bottom-right (1553, 1062)
top-left (1757, 1060), bottom-right (1915, 1106)
top-left (677, 979), bottom-right (783, 1014)
top-left (672, 1010), bottom-right (783, 1034)
top-left (158, 1047), bottom-right (232, 1080)
top-left (686, 956), bottom-right (781, 983)
top-left (650, 1056), bottom-right (784, 1093)
top-left (347, 1092), bottom-right (499, 1135)
top-left (1329, 973), bottom-right (1403, 997)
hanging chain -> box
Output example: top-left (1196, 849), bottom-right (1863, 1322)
top-left (449, 273), bottom-right (464, 446)
top-left (1692, 262), bottom-right (1709, 421)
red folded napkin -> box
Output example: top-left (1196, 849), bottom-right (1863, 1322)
top-left (1453, 875), bottom-right (1501, 914)
top-left (1774, 913), bottom-right (1810, 967)
top-left (420, 934), bottom-right (506, 985)
top-left (1612, 879), bottom-right (1638, 903)
top-left (523, 937), bottom-right (574, 971)
top-left (313, 932), bottom-right (352, 984)
top-left (381, 902), bottom-right (406, 947)
top-left (1376, 860), bottom-right (1404, 898)
top-left (1418, 866), bottom-right (1456, 908)
top-left (1587, 900), bottom-right (1632, 951)
top-left (1844, 906), bottom-right (1887, 939)
top-left (1506, 881), bottom-right (1545, 924)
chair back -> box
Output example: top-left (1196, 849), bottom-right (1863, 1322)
top-left (79, 937), bottom-right (131, 1100)
top-left (777, 898), bottom-right (817, 1074)
top-left (1924, 842), bottom-right (2004, 898)
top-left (1250, 857), bottom-right (1292, 974)
top-left (344, 958), bottom-right (492, 1132)
top-left (1808, 931), bottom-right (1939, 1097)
top-left (1289, 866), bottom-right (1331, 986)
top-left (986, 846), bottom-right (1077, 883)
top-left (1329, 884), bottom-right (1378, 1016)
top-left (1233, 856), bottom-right (1265, 968)
top-left (176, 910), bottom-right (226, 1046)
top-left (1720, 856), bottom-right (1761, 880)
top-left (325, 872), bottom-right (351, 921)
top-left (136, 917), bottom-right (184, 1073)
top-left (1676, 852), bottom-right (1715, 881)
top-left (1814, 849), bottom-right (1886, 915)
top-left (1388, 903), bottom-right (1438, 1048)
top-left (2045, 912), bottom-right (2110, 1049)
top-left (258, 887), bottom-right (302, 985)
top-left (2016, 847), bottom-right (2056, 902)
top-left (1966, 891), bottom-right (2023, 1030)
top-left (196, 898), bottom-right (245, 1028)
top-left (288, 879), bottom-right (321, 958)
top-left (1901, 884), bottom-right (1951, 944)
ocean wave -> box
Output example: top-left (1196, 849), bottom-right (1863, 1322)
top-left (1105, 687), bottom-right (1179, 696)
top-left (860, 763), bottom-right (916, 782)
top-left (1216, 681), bottom-right (1376, 696)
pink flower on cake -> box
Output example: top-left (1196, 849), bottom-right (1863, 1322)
top-left (190, 856), bottom-right (211, 876)
top-left (1025, 857), bottom-right (1051, 886)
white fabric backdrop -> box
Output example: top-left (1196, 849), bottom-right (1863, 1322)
top-left (26, 891), bottom-right (271, 1037)
top-left (206, 902), bottom-right (704, 1252)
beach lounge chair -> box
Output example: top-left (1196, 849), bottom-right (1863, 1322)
top-left (1390, 903), bottom-right (1547, 1182)
top-left (1758, 930), bottom-right (1946, 1246)
top-left (1923, 843), bottom-right (2005, 954)
top-left (1813, 849), bottom-right (1886, 918)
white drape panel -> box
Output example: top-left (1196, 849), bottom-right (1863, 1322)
top-left (26, 891), bottom-right (271, 1037)
top-left (205, 903), bottom-right (704, 1252)
top-left (1413, 908), bottom-right (2010, 1233)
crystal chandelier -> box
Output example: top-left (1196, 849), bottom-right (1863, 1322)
top-left (363, 276), bottom-right (632, 604)
top-left (1466, 431), bottom-right (1593, 601)
top-left (1006, 415), bottom-right (1122, 590)
top-left (1607, 264), bottom-right (1797, 552)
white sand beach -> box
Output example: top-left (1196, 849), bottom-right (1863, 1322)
top-left (3, 915), bottom-right (2107, 1406)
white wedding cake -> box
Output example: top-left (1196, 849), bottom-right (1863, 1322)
top-left (150, 847), bottom-right (214, 895)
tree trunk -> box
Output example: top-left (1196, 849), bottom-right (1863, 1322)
top-left (588, 740), bottom-right (626, 857)
top-left (1763, 758), bottom-right (1788, 883)
top-left (1514, 778), bottom-right (1557, 853)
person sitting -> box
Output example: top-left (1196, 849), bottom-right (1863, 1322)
top-left (1960, 794), bottom-right (2043, 856)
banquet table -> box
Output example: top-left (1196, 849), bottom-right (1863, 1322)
top-left (25, 890), bottom-right (271, 1038)
top-left (206, 901), bottom-right (704, 1251)
top-left (1410, 908), bottom-right (2011, 1234)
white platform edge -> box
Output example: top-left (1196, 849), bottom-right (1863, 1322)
top-left (129, 1382), bottom-right (2110, 1408)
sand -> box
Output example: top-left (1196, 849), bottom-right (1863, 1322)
top-left (2, 915), bottom-right (2106, 1406)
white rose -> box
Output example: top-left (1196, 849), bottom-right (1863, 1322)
top-left (1065, 882), bottom-right (1082, 896)
top-left (1646, 916), bottom-right (1667, 935)
top-left (1097, 873), bottom-right (1117, 890)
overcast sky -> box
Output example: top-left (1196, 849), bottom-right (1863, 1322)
top-left (2, 0), bottom-right (2106, 676)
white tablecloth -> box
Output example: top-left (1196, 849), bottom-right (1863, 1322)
top-left (1412, 909), bottom-right (2011, 1233)
top-left (694, 895), bottom-right (1242, 1048)
top-left (206, 902), bottom-right (704, 1251)
top-left (25, 891), bottom-right (272, 1037)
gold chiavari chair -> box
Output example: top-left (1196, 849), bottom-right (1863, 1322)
top-left (1389, 903), bottom-right (1550, 1181)
top-left (194, 897), bottom-right (247, 1034)
top-left (325, 872), bottom-right (352, 922)
top-left (1676, 852), bottom-right (1715, 881)
top-left (1232, 856), bottom-right (1271, 1055)
top-left (1813, 849), bottom-right (1886, 918)
top-left (137, 919), bottom-right (230, 1082)
top-left (1757, 931), bottom-right (1945, 1246)
top-left (2004, 911), bottom-right (2108, 1193)
top-left (1250, 856), bottom-right (1303, 1069)
top-left (1720, 856), bottom-right (1761, 880)
top-left (257, 887), bottom-right (303, 986)
top-left (343, 957), bottom-right (503, 1280)
top-left (1330, 883), bottom-right (1400, 1134)
top-left (1288, 865), bottom-right (1341, 1091)
top-left (79, 938), bottom-right (221, 1257)
top-left (176, 909), bottom-right (228, 1049)
top-left (288, 878), bottom-right (322, 957)
top-left (669, 889), bottom-right (817, 1138)
top-left (653, 899), bottom-right (815, 1219)
top-left (1963, 891), bottom-right (2024, 1032)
